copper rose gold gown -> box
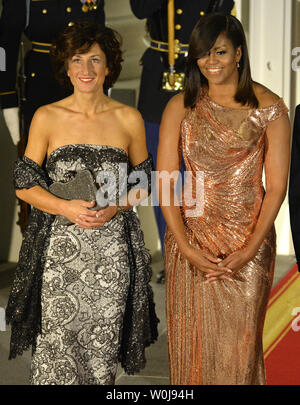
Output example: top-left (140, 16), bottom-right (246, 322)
top-left (164, 94), bottom-right (288, 385)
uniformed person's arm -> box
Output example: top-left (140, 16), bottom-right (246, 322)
top-left (0, 0), bottom-right (26, 109)
top-left (221, 0), bottom-right (235, 13)
top-left (212, 0), bottom-right (235, 14)
top-left (130, 0), bottom-right (166, 19)
top-left (94, 0), bottom-right (105, 25)
top-left (289, 105), bottom-right (300, 268)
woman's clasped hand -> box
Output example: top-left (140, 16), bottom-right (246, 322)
top-left (179, 239), bottom-right (258, 284)
top-left (61, 199), bottom-right (119, 228)
top-left (182, 244), bottom-right (233, 283)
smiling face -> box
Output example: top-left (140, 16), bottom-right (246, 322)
top-left (67, 42), bottom-right (109, 93)
top-left (196, 33), bottom-right (241, 87)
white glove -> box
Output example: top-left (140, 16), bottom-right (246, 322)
top-left (2, 107), bottom-right (20, 146)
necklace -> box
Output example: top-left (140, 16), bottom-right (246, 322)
top-left (80, 0), bottom-right (98, 13)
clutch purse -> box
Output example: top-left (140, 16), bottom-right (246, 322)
top-left (49, 170), bottom-right (100, 226)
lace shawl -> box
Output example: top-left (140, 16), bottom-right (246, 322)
top-left (7, 155), bottom-right (159, 374)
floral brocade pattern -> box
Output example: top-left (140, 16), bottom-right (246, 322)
top-left (30, 220), bottom-right (130, 385)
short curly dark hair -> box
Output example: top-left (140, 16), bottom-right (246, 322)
top-left (51, 21), bottom-right (123, 91)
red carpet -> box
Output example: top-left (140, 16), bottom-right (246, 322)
top-left (263, 264), bottom-right (300, 385)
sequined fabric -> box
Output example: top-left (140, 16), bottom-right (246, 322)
top-left (7, 145), bottom-right (159, 384)
top-left (164, 95), bottom-right (288, 385)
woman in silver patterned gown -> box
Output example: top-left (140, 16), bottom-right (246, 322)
top-left (7, 22), bottom-right (158, 385)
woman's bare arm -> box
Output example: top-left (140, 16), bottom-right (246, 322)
top-left (247, 113), bottom-right (290, 249)
top-left (16, 107), bottom-right (96, 221)
top-left (157, 94), bottom-right (189, 249)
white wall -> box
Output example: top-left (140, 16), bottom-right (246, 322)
top-left (249, 0), bottom-right (297, 255)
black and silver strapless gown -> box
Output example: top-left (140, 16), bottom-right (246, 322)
top-left (26, 144), bottom-right (152, 385)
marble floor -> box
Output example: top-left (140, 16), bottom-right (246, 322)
top-left (0, 254), bottom-right (296, 386)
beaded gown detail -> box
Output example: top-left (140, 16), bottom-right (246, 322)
top-left (164, 95), bottom-right (288, 385)
top-left (28, 145), bottom-right (152, 385)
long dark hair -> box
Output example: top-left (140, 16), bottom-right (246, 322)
top-left (184, 13), bottom-right (258, 109)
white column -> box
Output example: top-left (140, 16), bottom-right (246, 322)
top-left (249, 0), bottom-right (292, 104)
top-left (249, 0), bottom-right (294, 256)
top-left (234, 0), bottom-right (242, 20)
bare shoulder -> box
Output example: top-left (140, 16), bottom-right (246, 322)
top-left (112, 102), bottom-right (148, 161)
top-left (114, 102), bottom-right (143, 124)
top-left (164, 92), bottom-right (186, 116)
top-left (253, 82), bottom-right (281, 108)
top-left (31, 100), bottom-right (64, 126)
top-left (27, 101), bottom-right (66, 148)
top-left (25, 104), bottom-right (55, 162)
top-left (28, 105), bottom-right (55, 143)
top-left (31, 104), bottom-right (51, 124)
top-left (113, 103), bottom-right (145, 139)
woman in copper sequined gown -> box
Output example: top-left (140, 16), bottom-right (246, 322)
top-left (157, 14), bottom-right (290, 385)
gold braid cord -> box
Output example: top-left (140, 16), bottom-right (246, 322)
top-left (231, 3), bottom-right (236, 16)
top-left (167, 0), bottom-right (175, 87)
